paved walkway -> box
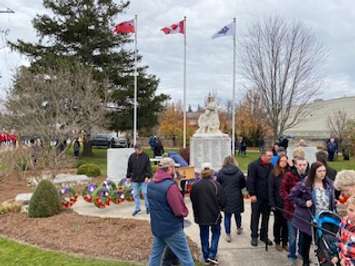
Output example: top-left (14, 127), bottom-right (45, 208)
top-left (73, 197), bottom-right (293, 266)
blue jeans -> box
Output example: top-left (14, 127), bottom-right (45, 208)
top-left (199, 224), bottom-right (221, 261)
top-left (287, 221), bottom-right (298, 260)
top-left (132, 182), bottom-right (149, 212)
top-left (224, 212), bottom-right (242, 234)
top-left (149, 230), bottom-right (195, 266)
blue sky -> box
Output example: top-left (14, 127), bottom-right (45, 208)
top-left (0, 0), bottom-right (354, 108)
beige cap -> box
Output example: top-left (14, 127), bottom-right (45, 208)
top-left (201, 162), bottom-right (213, 170)
top-left (159, 157), bottom-right (174, 168)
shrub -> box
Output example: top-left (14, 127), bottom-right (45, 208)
top-left (15, 157), bottom-right (30, 172)
top-left (75, 160), bottom-right (85, 168)
top-left (77, 163), bottom-right (101, 177)
top-left (0, 147), bottom-right (32, 177)
top-left (0, 200), bottom-right (22, 215)
top-left (28, 180), bottom-right (61, 218)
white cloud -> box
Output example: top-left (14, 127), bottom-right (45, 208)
top-left (0, 0), bottom-right (354, 106)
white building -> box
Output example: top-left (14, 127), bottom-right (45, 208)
top-left (285, 96), bottom-right (355, 141)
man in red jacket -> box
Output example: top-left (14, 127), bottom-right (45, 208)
top-left (280, 158), bottom-right (308, 266)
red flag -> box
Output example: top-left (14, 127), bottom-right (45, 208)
top-left (113, 19), bottom-right (135, 34)
top-left (161, 19), bottom-right (185, 35)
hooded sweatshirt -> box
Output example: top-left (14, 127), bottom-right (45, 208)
top-left (152, 169), bottom-right (188, 217)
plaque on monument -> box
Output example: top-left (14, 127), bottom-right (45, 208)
top-left (190, 95), bottom-right (231, 171)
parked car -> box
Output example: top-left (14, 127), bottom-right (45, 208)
top-left (116, 137), bottom-right (129, 148)
top-left (90, 134), bottom-right (128, 148)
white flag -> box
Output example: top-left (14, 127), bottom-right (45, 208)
top-left (212, 22), bottom-right (235, 39)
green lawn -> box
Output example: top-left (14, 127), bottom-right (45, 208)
top-left (78, 148), bottom-right (258, 173)
top-left (328, 159), bottom-right (355, 172)
top-left (238, 150), bottom-right (355, 172)
top-left (0, 237), bottom-right (138, 266)
top-left (77, 147), bottom-right (180, 176)
top-left (78, 148), bottom-right (108, 175)
top-left (235, 150), bottom-right (259, 172)
top-left (78, 148), bottom-right (355, 176)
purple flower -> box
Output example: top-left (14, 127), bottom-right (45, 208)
top-left (60, 187), bottom-right (69, 194)
top-left (88, 184), bottom-right (96, 193)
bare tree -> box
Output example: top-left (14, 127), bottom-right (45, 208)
top-left (3, 62), bottom-right (108, 171)
top-left (327, 110), bottom-right (349, 143)
top-left (236, 89), bottom-right (270, 144)
top-left (241, 16), bottom-right (325, 140)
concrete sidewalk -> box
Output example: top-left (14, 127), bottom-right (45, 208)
top-left (73, 198), bottom-right (290, 266)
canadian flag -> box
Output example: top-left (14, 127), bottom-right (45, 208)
top-left (161, 19), bottom-right (185, 35)
top-left (113, 19), bottom-right (135, 34)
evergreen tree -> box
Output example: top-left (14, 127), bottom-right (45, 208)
top-left (10, 0), bottom-right (168, 152)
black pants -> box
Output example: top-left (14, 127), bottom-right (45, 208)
top-left (250, 201), bottom-right (270, 240)
top-left (328, 151), bottom-right (335, 161)
top-left (299, 231), bottom-right (312, 265)
top-left (179, 180), bottom-right (186, 194)
top-left (273, 210), bottom-right (288, 246)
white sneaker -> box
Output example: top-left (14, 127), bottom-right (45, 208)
top-left (207, 258), bottom-right (219, 265)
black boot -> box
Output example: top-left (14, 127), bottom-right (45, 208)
top-left (251, 238), bottom-right (258, 247)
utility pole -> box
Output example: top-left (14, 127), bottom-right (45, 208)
top-left (0, 7), bottom-right (15, 78)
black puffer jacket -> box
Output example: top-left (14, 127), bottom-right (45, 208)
top-left (190, 177), bottom-right (225, 225)
top-left (126, 152), bottom-right (152, 182)
top-left (217, 165), bottom-right (246, 214)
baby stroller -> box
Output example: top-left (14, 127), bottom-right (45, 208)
top-left (313, 210), bottom-right (341, 266)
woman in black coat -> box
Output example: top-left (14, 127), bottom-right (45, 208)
top-left (217, 155), bottom-right (246, 242)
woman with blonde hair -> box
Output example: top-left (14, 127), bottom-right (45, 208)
top-left (217, 155), bottom-right (246, 242)
top-left (334, 170), bottom-right (355, 196)
top-left (334, 170), bottom-right (355, 217)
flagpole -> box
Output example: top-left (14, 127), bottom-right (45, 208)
top-left (183, 16), bottom-right (187, 149)
top-left (133, 14), bottom-right (138, 146)
top-left (232, 17), bottom-right (236, 156)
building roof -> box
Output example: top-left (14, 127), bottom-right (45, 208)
top-left (285, 96), bottom-right (355, 139)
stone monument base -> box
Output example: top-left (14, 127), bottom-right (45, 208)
top-left (190, 134), bottom-right (231, 172)
top-left (107, 148), bottom-right (134, 183)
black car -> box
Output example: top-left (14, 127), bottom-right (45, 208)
top-left (90, 134), bottom-right (128, 148)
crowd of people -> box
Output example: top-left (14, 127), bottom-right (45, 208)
top-left (125, 143), bottom-right (355, 266)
